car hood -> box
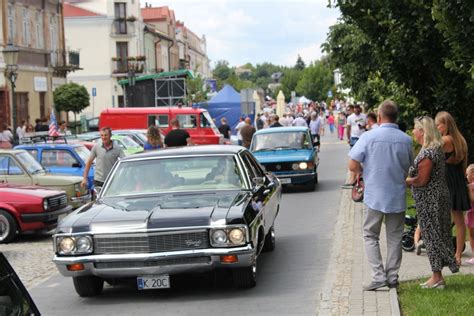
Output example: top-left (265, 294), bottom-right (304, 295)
top-left (252, 149), bottom-right (314, 163)
top-left (59, 191), bottom-right (249, 233)
top-left (0, 184), bottom-right (63, 199)
top-left (36, 174), bottom-right (82, 186)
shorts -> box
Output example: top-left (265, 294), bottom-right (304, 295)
top-left (349, 137), bottom-right (359, 147)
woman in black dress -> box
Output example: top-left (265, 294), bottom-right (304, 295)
top-left (406, 117), bottom-right (458, 289)
top-left (435, 111), bottom-right (470, 266)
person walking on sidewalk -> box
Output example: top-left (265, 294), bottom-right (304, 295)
top-left (406, 116), bottom-right (459, 289)
top-left (464, 164), bottom-right (474, 265)
top-left (343, 104), bottom-right (367, 188)
top-left (348, 100), bottom-right (413, 291)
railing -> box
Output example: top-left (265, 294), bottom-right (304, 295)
top-left (111, 57), bottom-right (146, 74)
top-left (50, 49), bottom-right (81, 71)
top-left (111, 20), bottom-right (136, 36)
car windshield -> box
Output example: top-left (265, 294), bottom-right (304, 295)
top-left (15, 152), bottom-right (44, 174)
top-left (117, 137), bottom-right (141, 149)
top-left (251, 131), bottom-right (312, 151)
top-left (103, 155), bottom-right (245, 197)
top-left (74, 146), bottom-right (91, 163)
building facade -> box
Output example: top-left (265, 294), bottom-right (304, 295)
top-left (64, 0), bottom-right (149, 116)
top-left (0, 0), bottom-right (75, 128)
top-left (176, 21), bottom-right (211, 79)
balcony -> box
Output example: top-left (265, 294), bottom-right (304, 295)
top-left (51, 49), bottom-right (81, 76)
top-left (111, 19), bottom-right (136, 37)
top-left (111, 56), bottom-right (146, 75)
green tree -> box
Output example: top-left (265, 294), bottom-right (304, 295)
top-left (280, 68), bottom-right (302, 101)
top-left (53, 83), bottom-right (89, 133)
top-left (185, 74), bottom-right (208, 105)
top-left (295, 55), bottom-right (306, 70)
top-left (295, 61), bottom-right (333, 101)
top-left (213, 60), bottom-right (233, 82)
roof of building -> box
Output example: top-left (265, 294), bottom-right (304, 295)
top-left (141, 6), bottom-right (175, 21)
top-left (63, 3), bottom-right (103, 17)
top-left (118, 69), bottom-right (194, 86)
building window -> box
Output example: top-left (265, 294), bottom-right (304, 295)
top-left (36, 11), bottom-right (44, 49)
top-left (50, 14), bottom-right (58, 65)
top-left (116, 42), bottom-right (128, 72)
top-left (114, 2), bottom-right (127, 34)
top-left (23, 7), bottom-right (30, 46)
top-left (7, 4), bottom-right (15, 43)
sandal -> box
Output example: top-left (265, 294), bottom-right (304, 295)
top-left (465, 257), bottom-right (474, 265)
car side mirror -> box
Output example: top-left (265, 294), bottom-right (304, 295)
top-left (72, 162), bottom-right (81, 168)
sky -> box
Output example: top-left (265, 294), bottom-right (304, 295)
top-left (145, 0), bottom-right (341, 68)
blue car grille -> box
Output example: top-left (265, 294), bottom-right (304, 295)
top-left (47, 194), bottom-right (68, 211)
top-left (262, 162), bottom-right (294, 172)
top-left (93, 231), bottom-right (210, 254)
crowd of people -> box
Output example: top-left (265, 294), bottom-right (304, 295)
top-left (346, 99), bottom-right (474, 291)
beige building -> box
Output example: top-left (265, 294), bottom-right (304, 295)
top-left (64, 0), bottom-right (149, 116)
top-left (0, 0), bottom-right (76, 129)
top-left (176, 21), bottom-right (211, 79)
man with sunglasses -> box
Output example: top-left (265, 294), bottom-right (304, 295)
top-left (348, 100), bottom-right (413, 291)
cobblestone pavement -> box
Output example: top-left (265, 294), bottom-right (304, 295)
top-left (0, 231), bottom-right (56, 289)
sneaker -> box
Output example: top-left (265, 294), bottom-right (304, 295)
top-left (387, 282), bottom-right (399, 289)
top-left (341, 182), bottom-right (354, 189)
top-left (465, 257), bottom-right (474, 265)
top-left (415, 240), bottom-right (424, 256)
top-left (363, 281), bottom-right (387, 291)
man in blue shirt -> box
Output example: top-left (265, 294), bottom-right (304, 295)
top-left (348, 100), bottom-right (413, 291)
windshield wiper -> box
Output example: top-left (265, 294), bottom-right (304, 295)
top-left (100, 199), bottom-right (130, 212)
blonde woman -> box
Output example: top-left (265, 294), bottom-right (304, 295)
top-left (144, 125), bottom-right (163, 150)
top-left (406, 116), bottom-right (458, 289)
top-left (435, 111), bottom-right (470, 266)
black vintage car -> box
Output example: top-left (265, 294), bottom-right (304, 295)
top-left (53, 145), bottom-right (281, 296)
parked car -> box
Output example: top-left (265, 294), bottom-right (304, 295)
top-left (0, 149), bottom-right (91, 208)
top-left (0, 252), bottom-right (40, 314)
top-left (250, 126), bottom-right (319, 190)
top-left (53, 145), bottom-right (281, 296)
top-left (0, 184), bottom-right (72, 243)
top-left (15, 143), bottom-right (95, 191)
top-left (112, 129), bottom-right (148, 147)
top-left (111, 135), bottom-right (143, 155)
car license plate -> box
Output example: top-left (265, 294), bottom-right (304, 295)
top-left (280, 178), bottom-right (291, 184)
top-left (137, 275), bottom-right (170, 290)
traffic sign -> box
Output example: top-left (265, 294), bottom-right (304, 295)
top-left (327, 90), bottom-right (333, 98)
top-left (92, 87), bottom-right (96, 97)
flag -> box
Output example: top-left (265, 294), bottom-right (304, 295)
top-left (49, 110), bottom-right (59, 137)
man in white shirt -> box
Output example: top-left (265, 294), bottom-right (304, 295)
top-left (292, 113), bottom-right (308, 127)
top-left (16, 120), bottom-right (26, 140)
top-left (346, 104), bottom-right (367, 147)
top-left (235, 117), bottom-right (246, 146)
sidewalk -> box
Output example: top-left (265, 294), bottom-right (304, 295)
top-left (317, 187), bottom-right (474, 315)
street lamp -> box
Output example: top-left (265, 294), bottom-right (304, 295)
top-left (3, 43), bottom-right (19, 140)
top-left (127, 62), bottom-right (136, 107)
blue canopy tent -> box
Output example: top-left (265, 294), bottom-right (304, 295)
top-left (201, 84), bottom-right (245, 134)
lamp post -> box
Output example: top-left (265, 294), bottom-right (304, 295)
top-left (3, 44), bottom-right (19, 141)
top-left (127, 63), bottom-right (136, 107)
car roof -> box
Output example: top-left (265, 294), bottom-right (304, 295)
top-left (0, 149), bottom-right (28, 154)
top-left (121, 145), bottom-right (245, 161)
top-left (16, 143), bottom-right (83, 149)
top-left (254, 126), bottom-right (309, 135)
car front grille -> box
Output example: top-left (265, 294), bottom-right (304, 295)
top-left (47, 194), bottom-right (68, 210)
top-left (94, 257), bottom-right (211, 269)
top-left (262, 162), bottom-right (294, 172)
top-left (93, 231), bottom-right (210, 254)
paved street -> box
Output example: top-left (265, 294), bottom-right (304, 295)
top-left (2, 132), bottom-right (349, 315)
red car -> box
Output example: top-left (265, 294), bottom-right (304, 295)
top-left (0, 184), bottom-right (72, 243)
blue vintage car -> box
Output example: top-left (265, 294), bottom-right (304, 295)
top-left (15, 143), bottom-right (95, 191)
top-left (250, 126), bottom-right (319, 190)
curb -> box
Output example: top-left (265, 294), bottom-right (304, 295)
top-left (389, 288), bottom-right (401, 316)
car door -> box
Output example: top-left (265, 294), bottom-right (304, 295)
top-left (0, 154), bottom-right (33, 185)
top-left (41, 149), bottom-right (82, 177)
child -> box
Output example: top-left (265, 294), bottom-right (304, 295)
top-left (465, 164), bottom-right (474, 265)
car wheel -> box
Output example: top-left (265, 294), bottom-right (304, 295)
top-left (73, 276), bottom-right (104, 297)
top-left (232, 260), bottom-right (257, 288)
top-left (314, 173), bottom-right (318, 184)
top-left (306, 178), bottom-right (316, 191)
top-left (401, 232), bottom-right (415, 252)
top-left (0, 210), bottom-right (18, 244)
top-left (262, 226), bottom-right (275, 252)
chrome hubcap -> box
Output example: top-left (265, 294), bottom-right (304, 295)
top-left (0, 216), bottom-right (9, 241)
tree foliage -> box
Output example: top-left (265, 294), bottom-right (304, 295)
top-left (185, 74), bottom-right (208, 104)
top-left (325, 0), bottom-right (474, 160)
top-left (295, 55), bottom-right (306, 70)
top-left (295, 61), bottom-right (333, 101)
top-left (53, 83), bottom-right (89, 114)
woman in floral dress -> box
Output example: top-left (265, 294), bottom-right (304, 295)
top-left (406, 116), bottom-right (458, 289)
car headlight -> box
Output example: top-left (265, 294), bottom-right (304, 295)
top-left (43, 199), bottom-right (49, 211)
top-left (210, 226), bottom-right (247, 247)
top-left (299, 162), bottom-right (308, 169)
top-left (211, 230), bottom-right (227, 244)
top-left (229, 228), bottom-right (245, 244)
top-left (58, 237), bottom-right (75, 254)
top-left (76, 236), bottom-right (93, 253)
top-left (57, 235), bottom-right (93, 255)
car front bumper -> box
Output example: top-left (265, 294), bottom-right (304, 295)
top-left (70, 193), bottom-right (92, 208)
top-left (21, 205), bottom-right (73, 223)
top-left (275, 171), bottom-right (316, 184)
top-left (53, 244), bottom-right (255, 278)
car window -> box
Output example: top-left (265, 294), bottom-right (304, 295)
top-left (239, 152), bottom-right (258, 180)
top-left (148, 115), bottom-right (169, 128)
top-left (176, 115), bottom-right (197, 128)
top-left (119, 137), bottom-right (141, 148)
top-left (15, 152), bottom-right (44, 174)
top-left (103, 155), bottom-right (244, 197)
top-left (73, 146), bottom-right (90, 163)
top-left (0, 156), bottom-right (24, 175)
top-left (25, 149), bottom-right (38, 159)
top-left (42, 150), bottom-right (79, 168)
top-left (243, 151), bottom-right (264, 178)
